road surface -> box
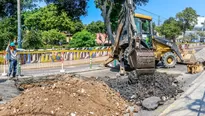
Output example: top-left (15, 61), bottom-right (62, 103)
top-left (160, 71), bottom-right (205, 116)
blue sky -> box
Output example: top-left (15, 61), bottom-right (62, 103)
top-left (137, 0), bottom-right (205, 24)
top-left (39, 0), bottom-right (205, 25)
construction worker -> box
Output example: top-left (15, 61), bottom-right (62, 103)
top-left (6, 42), bottom-right (18, 78)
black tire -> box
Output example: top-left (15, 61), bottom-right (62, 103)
top-left (162, 52), bottom-right (176, 68)
top-left (155, 60), bottom-right (159, 66)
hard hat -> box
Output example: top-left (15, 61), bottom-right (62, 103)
top-left (10, 42), bottom-right (15, 47)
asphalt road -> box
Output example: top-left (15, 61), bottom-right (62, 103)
top-left (76, 64), bottom-right (202, 116)
top-left (0, 46), bottom-right (204, 115)
top-left (0, 61), bottom-right (203, 116)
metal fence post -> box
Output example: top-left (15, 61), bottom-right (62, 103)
top-left (60, 52), bottom-right (65, 73)
top-left (17, 54), bottom-right (21, 77)
top-left (90, 51), bottom-right (92, 69)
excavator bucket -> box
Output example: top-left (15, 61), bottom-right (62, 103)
top-left (128, 49), bottom-right (155, 75)
top-left (187, 62), bottom-right (204, 74)
top-left (180, 49), bottom-right (197, 64)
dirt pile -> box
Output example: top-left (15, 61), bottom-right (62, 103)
top-left (0, 75), bottom-right (127, 116)
top-left (98, 72), bottom-right (182, 104)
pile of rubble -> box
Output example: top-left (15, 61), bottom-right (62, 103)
top-left (0, 71), bottom-right (182, 114)
top-left (98, 72), bottom-right (182, 110)
top-left (0, 75), bottom-right (128, 116)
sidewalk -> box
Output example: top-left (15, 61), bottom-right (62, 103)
top-left (160, 71), bottom-right (205, 116)
top-left (0, 56), bottom-right (108, 72)
top-left (0, 64), bottom-right (106, 80)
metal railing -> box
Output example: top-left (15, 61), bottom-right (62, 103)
top-left (0, 47), bottom-right (112, 77)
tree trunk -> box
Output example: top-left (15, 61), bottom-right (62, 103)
top-left (101, 0), bottom-right (114, 45)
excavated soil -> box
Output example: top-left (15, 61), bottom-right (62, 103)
top-left (0, 71), bottom-right (182, 115)
top-left (97, 71), bottom-right (182, 103)
top-left (0, 75), bottom-right (127, 116)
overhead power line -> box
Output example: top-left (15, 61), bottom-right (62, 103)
top-left (137, 7), bottom-right (168, 20)
top-left (137, 7), bottom-right (169, 25)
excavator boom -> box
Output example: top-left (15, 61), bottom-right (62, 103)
top-left (104, 0), bottom-right (155, 76)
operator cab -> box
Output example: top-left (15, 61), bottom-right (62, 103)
top-left (134, 14), bottom-right (153, 48)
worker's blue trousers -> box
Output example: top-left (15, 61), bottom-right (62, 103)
top-left (8, 59), bottom-right (17, 77)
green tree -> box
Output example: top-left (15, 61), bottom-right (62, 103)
top-left (176, 7), bottom-right (198, 35)
top-left (0, 17), bottom-right (17, 50)
top-left (69, 30), bottom-right (96, 48)
top-left (86, 21), bottom-right (105, 33)
top-left (156, 18), bottom-right (181, 40)
top-left (73, 20), bottom-right (85, 33)
top-left (23, 4), bottom-right (76, 33)
top-left (44, 0), bottom-right (89, 19)
top-left (22, 30), bottom-right (43, 49)
top-left (152, 22), bottom-right (156, 30)
top-left (94, 0), bottom-right (149, 44)
top-left (0, 0), bottom-right (40, 17)
top-left (197, 31), bottom-right (205, 37)
top-left (41, 29), bottom-right (66, 45)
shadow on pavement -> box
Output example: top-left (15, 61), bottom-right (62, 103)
top-left (187, 90), bottom-right (205, 116)
top-left (110, 65), bottom-right (120, 72)
top-left (0, 79), bottom-right (7, 83)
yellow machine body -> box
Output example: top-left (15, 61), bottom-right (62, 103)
top-left (152, 39), bottom-right (172, 61)
top-left (187, 62), bottom-right (204, 74)
top-left (104, 13), bottom-right (197, 69)
top-left (134, 14), bottom-right (152, 20)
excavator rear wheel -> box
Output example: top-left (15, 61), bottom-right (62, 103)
top-left (155, 60), bottom-right (160, 66)
top-left (162, 52), bottom-right (176, 68)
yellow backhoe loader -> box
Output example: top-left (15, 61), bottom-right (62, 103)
top-left (103, 0), bottom-right (156, 80)
top-left (104, 0), bottom-right (199, 84)
top-left (104, 13), bottom-right (196, 70)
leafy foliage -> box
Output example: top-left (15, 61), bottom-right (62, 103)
top-left (22, 30), bottom-right (43, 49)
top-left (94, 0), bottom-right (149, 44)
top-left (69, 30), bottom-right (96, 48)
top-left (41, 29), bottom-right (66, 45)
top-left (23, 4), bottom-right (77, 33)
top-left (44, 0), bottom-right (89, 19)
top-left (0, 0), bottom-right (89, 19)
top-left (86, 21), bottom-right (105, 33)
top-left (0, 0), bottom-right (40, 17)
top-left (176, 7), bottom-right (198, 33)
top-left (197, 31), bottom-right (205, 37)
top-left (0, 0), bottom-right (88, 50)
top-left (156, 18), bottom-right (181, 40)
top-left (0, 32), bottom-right (14, 50)
top-left (0, 17), bottom-right (17, 50)
top-left (73, 20), bottom-right (85, 33)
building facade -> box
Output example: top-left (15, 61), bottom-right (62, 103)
top-left (193, 16), bottom-right (205, 31)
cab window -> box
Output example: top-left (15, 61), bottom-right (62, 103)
top-left (141, 19), bottom-right (151, 34)
top-left (134, 18), bottom-right (141, 33)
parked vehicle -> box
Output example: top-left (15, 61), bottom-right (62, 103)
top-left (191, 39), bottom-right (200, 43)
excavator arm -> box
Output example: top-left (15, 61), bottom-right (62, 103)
top-left (104, 0), bottom-right (155, 76)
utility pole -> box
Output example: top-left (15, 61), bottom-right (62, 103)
top-left (183, 19), bottom-right (185, 38)
top-left (17, 0), bottom-right (21, 48)
top-left (158, 16), bottom-right (160, 26)
top-left (202, 20), bottom-right (205, 32)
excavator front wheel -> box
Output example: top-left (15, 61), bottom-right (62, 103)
top-left (162, 52), bottom-right (176, 68)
